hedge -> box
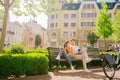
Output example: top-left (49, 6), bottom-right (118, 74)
top-left (0, 53), bottom-right (49, 79)
top-left (26, 49), bottom-right (48, 56)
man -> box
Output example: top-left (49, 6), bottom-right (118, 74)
top-left (70, 39), bottom-right (92, 72)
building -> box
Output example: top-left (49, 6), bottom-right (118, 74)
top-left (22, 24), bottom-right (36, 50)
top-left (47, 0), bottom-right (120, 49)
top-left (0, 21), bottom-right (48, 49)
top-left (23, 21), bottom-right (48, 49)
top-left (0, 22), bottom-right (24, 48)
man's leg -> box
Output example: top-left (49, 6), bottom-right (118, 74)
top-left (83, 52), bottom-right (92, 63)
top-left (74, 54), bottom-right (91, 72)
top-left (74, 55), bottom-right (87, 69)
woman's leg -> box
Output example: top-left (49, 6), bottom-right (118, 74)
top-left (61, 50), bottom-right (73, 65)
top-left (56, 50), bottom-right (65, 59)
top-left (58, 50), bottom-right (75, 71)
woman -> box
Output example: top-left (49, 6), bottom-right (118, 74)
top-left (56, 40), bottom-right (75, 72)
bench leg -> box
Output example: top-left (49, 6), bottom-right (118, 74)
top-left (57, 60), bottom-right (60, 70)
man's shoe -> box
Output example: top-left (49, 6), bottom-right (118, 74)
top-left (86, 58), bottom-right (92, 63)
top-left (84, 69), bottom-right (91, 73)
top-left (71, 66), bottom-right (76, 72)
top-left (56, 56), bottom-right (60, 60)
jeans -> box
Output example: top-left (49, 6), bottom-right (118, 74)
top-left (57, 50), bottom-right (74, 65)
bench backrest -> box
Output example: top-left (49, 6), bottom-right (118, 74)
top-left (88, 48), bottom-right (99, 57)
top-left (47, 47), bottom-right (60, 59)
top-left (47, 47), bottom-right (99, 59)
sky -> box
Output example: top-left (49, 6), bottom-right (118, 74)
top-left (10, 0), bottom-right (119, 29)
top-left (10, 12), bottom-right (48, 29)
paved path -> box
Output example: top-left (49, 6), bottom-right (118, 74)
top-left (13, 68), bottom-right (120, 80)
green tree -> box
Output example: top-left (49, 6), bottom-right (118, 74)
top-left (0, 0), bottom-right (71, 52)
top-left (95, 1), bottom-right (113, 47)
top-left (87, 32), bottom-right (99, 47)
top-left (35, 34), bottom-right (41, 49)
top-left (111, 11), bottom-right (120, 42)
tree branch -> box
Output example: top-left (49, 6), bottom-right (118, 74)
top-left (0, 0), bottom-right (5, 6)
top-left (10, 0), bottom-right (15, 7)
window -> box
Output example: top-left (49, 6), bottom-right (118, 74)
top-left (81, 22), bottom-right (83, 26)
top-left (50, 15), bottom-right (55, 19)
top-left (71, 22), bottom-right (76, 27)
top-left (83, 4), bottom-right (86, 9)
top-left (56, 14), bottom-right (58, 18)
top-left (65, 6), bottom-right (68, 9)
top-left (81, 13), bottom-right (83, 18)
top-left (92, 13), bottom-right (97, 18)
top-left (72, 6), bottom-right (76, 9)
top-left (109, 13), bottom-right (112, 18)
top-left (117, 5), bottom-right (120, 9)
top-left (56, 23), bottom-right (57, 27)
top-left (91, 22), bottom-right (94, 26)
top-left (87, 22), bottom-right (90, 26)
top-left (71, 14), bottom-right (76, 18)
top-left (87, 13), bottom-right (90, 17)
top-left (0, 28), bottom-right (2, 31)
top-left (83, 13), bottom-right (86, 17)
top-left (84, 22), bottom-right (86, 26)
top-left (64, 14), bottom-right (69, 18)
top-left (50, 42), bottom-right (56, 47)
top-left (50, 23), bottom-right (54, 27)
top-left (71, 31), bottom-right (76, 36)
top-left (94, 13), bottom-right (97, 17)
top-left (63, 31), bottom-right (68, 37)
top-left (51, 33), bottom-right (56, 39)
top-left (87, 4), bottom-right (90, 9)
top-left (64, 23), bottom-right (68, 27)
top-left (91, 4), bottom-right (95, 9)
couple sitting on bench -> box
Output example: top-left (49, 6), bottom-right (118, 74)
top-left (56, 39), bottom-right (92, 72)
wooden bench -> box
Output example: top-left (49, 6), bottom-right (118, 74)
top-left (47, 47), bottom-right (101, 69)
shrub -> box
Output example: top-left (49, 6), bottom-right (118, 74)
top-left (3, 49), bottom-right (10, 54)
top-left (0, 53), bottom-right (49, 79)
top-left (26, 49), bottom-right (48, 56)
top-left (9, 43), bottom-right (25, 54)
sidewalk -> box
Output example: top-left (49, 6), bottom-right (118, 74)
top-left (13, 68), bottom-right (120, 80)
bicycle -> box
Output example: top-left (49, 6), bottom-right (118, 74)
top-left (100, 51), bottom-right (120, 79)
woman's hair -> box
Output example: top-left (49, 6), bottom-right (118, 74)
top-left (63, 41), bottom-right (69, 48)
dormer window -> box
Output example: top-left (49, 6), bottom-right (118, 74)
top-left (72, 6), bottom-right (76, 9)
top-left (108, 4), bottom-right (111, 9)
top-left (65, 6), bottom-right (68, 9)
top-left (117, 5), bottom-right (120, 9)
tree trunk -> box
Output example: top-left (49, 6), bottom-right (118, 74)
top-left (91, 43), bottom-right (94, 48)
top-left (104, 38), bottom-right (107, 51)
top-left (0, 1), bottom-right (9, 53)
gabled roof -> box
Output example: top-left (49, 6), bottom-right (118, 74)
top-left (23, 22), bottom-right (29, 30)
top-left (97, 2), bottom-right (117, 9)
top-left (62, 3), bottom-right (81, 10)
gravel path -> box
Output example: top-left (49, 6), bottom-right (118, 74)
top-left (12, 68), bottom-right (120, 80)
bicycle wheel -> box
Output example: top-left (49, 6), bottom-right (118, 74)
top-left (102, 59), bottom-right (115, 79)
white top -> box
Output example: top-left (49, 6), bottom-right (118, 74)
top-left (72, 46), bottom-right (80, 53)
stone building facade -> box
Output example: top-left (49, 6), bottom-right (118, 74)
top-left (47, 0), bottom-right (120, 49)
